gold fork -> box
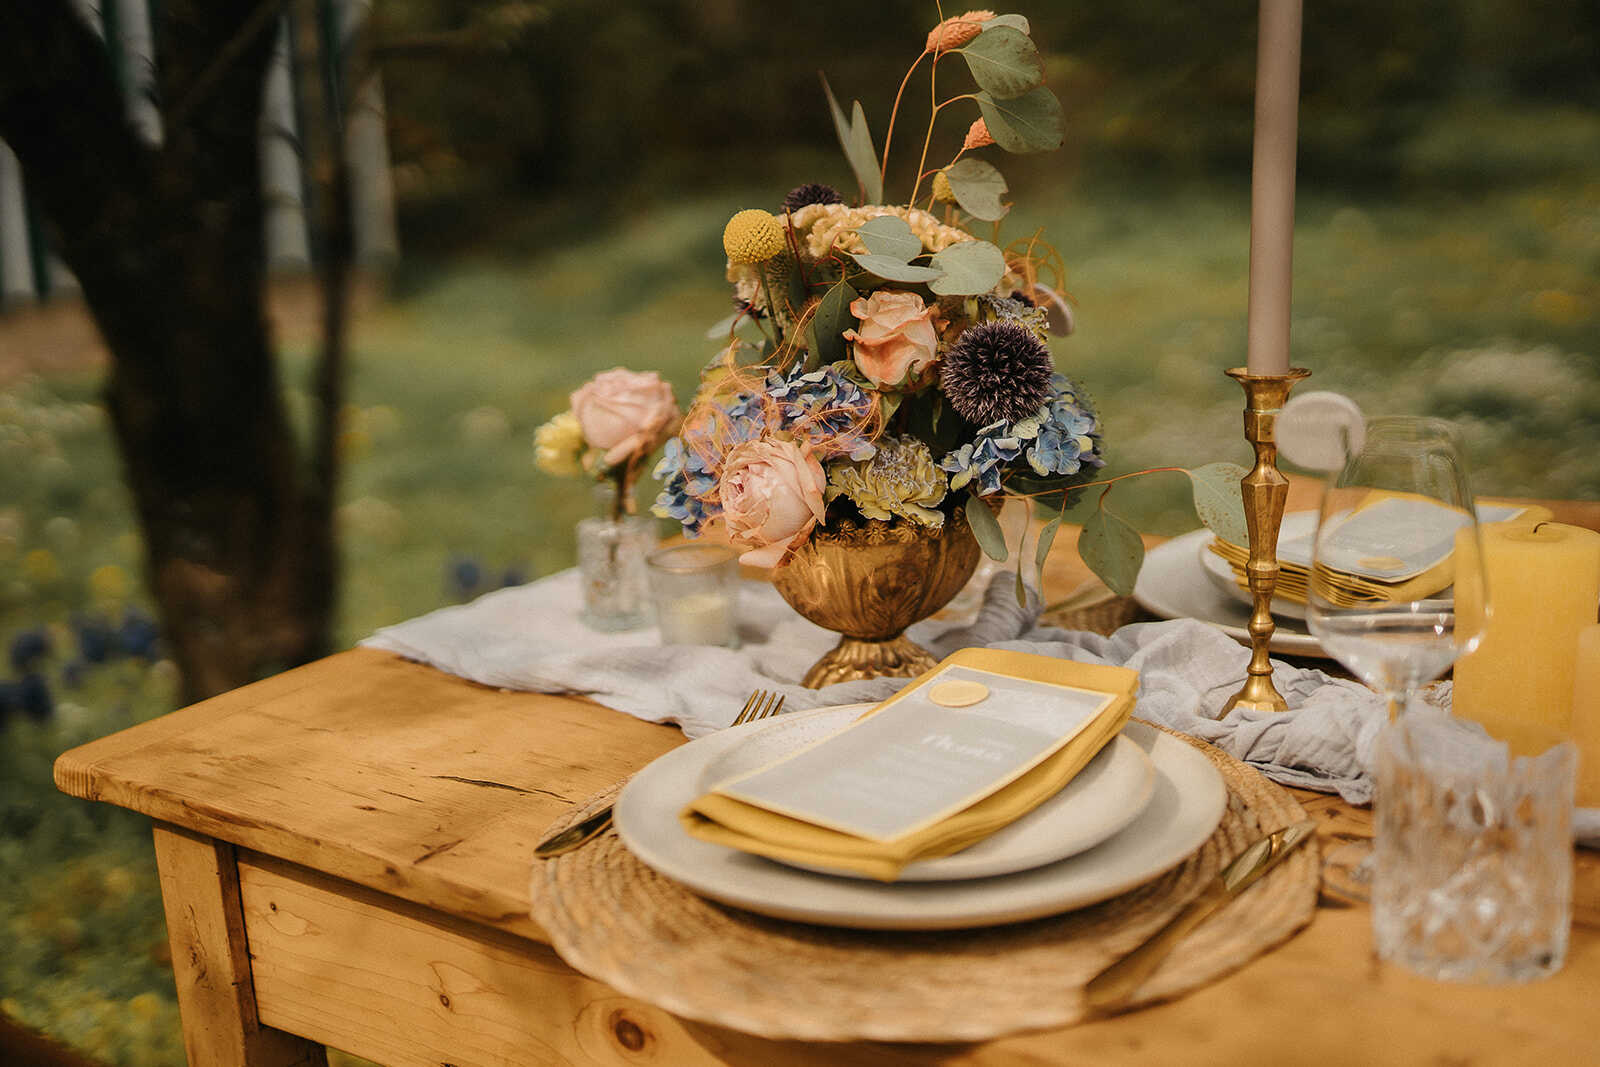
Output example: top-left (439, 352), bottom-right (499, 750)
top-left (533, 689), bottom-right (787, 858)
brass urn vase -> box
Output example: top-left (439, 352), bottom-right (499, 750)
top-left (771, 508), bottom-right (982, 688)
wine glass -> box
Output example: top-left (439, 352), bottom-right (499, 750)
top-left (1305, 416), bottom-right (1487, 718)
top-left (1304, 416), bottom-right (1489, 939)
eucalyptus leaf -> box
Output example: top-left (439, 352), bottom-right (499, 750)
top-left (984, 14), bottom-right (1030, 35)
top-left (856, 215), bottom-right (921, 261)
top-left (960, 26), bottom-right (1044, 100)
top-left (849, 101), bottom-right (884, 205)
top-left (966, 493), bottom-right (1009, 562)
top-left (1034, 513), bottom-right (1061, 589)
top-left (1079, 494), bottom-right (1145, 596)
top-left (944, 158), bottom-right (1009, 222)
top-left (819, 73), bottom-right (883, 204)
top-left (705, 310), bottom-right (741, 340)
top-left (850, 252), bottom-right (945, 284)
top-left (928, 239), bottom-right (1007, 296)
top-left (976, 87), bottom-right (1065, 154)
top-left (809, 279), bottom-right (858, 367)
top-left (1187, 462), bottom-right (1250, 547)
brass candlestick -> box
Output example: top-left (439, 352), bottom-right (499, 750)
top-left (1222, 366), bottom-right (1311, 713)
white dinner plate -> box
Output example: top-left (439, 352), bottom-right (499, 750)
top-left (614, 709), bottom-right (1227, 930)
top-left (1134, 526), bottom-right (1326, 657)
top-left (1197, 513), bottom-right (1315, 621)
top-left (694, 705), bottom-right (1157, 881)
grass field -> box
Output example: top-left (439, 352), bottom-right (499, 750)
top-left (2, 109), bottom-right (1597, 1061)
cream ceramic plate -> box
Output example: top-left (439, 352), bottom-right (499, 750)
top-left (1133, 526), bottom-right (1325, 657)
top-left (614, 709), bottom-right (1227, 930)
top-left (693, 705), bottom-right (1157, 882)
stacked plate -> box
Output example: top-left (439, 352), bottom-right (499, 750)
top-left (614, 705), bottom-right (1226, 930)
top-left (1133, 513), bottom-right (1325, 656)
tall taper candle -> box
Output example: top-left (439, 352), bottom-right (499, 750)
top-left (1245, 0), bottom-right (1302, 375)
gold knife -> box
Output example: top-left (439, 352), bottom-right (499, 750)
top-left (1084, 818), bottom-right (1317, 1011)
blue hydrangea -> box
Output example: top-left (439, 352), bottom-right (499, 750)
top-left (939, 421), bottom-right (1023, 497)
top-left (652, 391), bottom-right (766, 535)
top-left (764, 363), bottom-right (877, 462)
top-left (1012, 374), bottom-right (1104, 478)
top-left (939, 375), bottom-right (1103, 496)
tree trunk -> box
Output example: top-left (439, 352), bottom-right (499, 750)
top-left (0, 0), bottom-right (338, 703)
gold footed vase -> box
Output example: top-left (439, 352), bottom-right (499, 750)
top-left (772, 508), bottom-right (982, 688)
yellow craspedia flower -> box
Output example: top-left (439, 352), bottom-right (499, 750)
top-left (533, 410), bottom-right (585, 476)
top-left (89, 563), bottom-right (128, 599)
top-left (722, 208), bottom-right (785, 264)
top-left (932, 170), bottom-right (956, 204)
top-left (23, 548), bottom-right (59, 583)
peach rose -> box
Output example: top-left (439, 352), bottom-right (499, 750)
top-left (842, 290), bottom-right (941, 389)
top-left (720, 438), bottom-right (827, 568)
top-left (570, 368), bottom-right (680, 467)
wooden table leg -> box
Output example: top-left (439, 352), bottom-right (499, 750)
top-left (153, 823), bottom-right (329, 1067)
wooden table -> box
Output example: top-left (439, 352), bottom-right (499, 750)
top-left (54, 505), bottom-right (1600, 1067)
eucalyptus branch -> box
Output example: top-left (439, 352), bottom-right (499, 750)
top-left (907, 31), bottom-right (943, 209)
top-left (879, 51), bottom-right (927, 193)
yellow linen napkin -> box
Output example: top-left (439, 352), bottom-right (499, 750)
top-left (680, 648), bottom-right (1139, 882)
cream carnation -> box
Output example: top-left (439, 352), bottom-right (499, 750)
top-left (826, 436), bottom-right (947, 526)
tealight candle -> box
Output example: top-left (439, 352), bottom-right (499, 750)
top-left (1453, 521), bottom-right (1600, 743)
top-left (1572, 625), bottom-right (1600, 807)
top-left (647, 544), bottom-right (740, 648)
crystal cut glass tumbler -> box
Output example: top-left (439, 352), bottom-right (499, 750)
top-left (1372, 711), bottom-right (1575, 983)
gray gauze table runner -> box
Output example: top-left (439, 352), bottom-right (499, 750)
top-left (363, 568), bottom-right (1598, 846)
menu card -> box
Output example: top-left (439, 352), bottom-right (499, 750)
top-left (715, 666), bottom-right (1117, 841)
top-left (1278, 498), bottom-right (1527, 581)
top-left (681, 648), bottom-right (1139, 880)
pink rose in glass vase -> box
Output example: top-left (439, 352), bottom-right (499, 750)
top-left (570, 368), bottom-right (681, 467)
top-left (843, 290), bottom-right (941, 389)
top-left (720, 438), bottom-right (827, 568)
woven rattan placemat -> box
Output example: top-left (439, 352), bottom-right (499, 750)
top-left (529, 724), bottom-right (1317, 1043)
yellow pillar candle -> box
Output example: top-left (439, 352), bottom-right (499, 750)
top-left (1572, 625), bottom-right (1600, 807)
top-left (1453, 522), bottom-right (1600, 742)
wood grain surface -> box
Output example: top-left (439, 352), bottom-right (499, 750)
top-left (53, 491), bottom-right (1600, 1064)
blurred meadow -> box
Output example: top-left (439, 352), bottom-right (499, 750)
top-left (1, 0), bottom-right (1596, 1062)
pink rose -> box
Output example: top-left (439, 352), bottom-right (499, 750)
top-left (842, 290), bottom-right (941, 388)
top-left (570, 368), bottom-right (680, 467)
top-left (719, 438), bottom-right (827, 568)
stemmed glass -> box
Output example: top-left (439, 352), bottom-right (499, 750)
top-left (1306, 417), bottom-right (1487, 720)
top-left (1305, 417), bottom-right (1495, 970)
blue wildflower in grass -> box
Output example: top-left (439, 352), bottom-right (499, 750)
top-left (73, 613), bottom-right (114, 664)
top-left (117, 609), bottom-right (161, 661)
top-left (18, 672), bottom-right (52, 720)
top-left (765, 363), bottom-right (878, 461)
top-left (940, 422), bottom-right (1024, 496)
top-left (1011, 374), bottom-right (1105, 478)
top-left (448, 557), bottom-right (483, 599)
top-left (9, 628), bottom-right (51, 672)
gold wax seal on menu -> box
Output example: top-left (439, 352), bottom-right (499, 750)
top-left (929, 680), bottom-right (989, 707)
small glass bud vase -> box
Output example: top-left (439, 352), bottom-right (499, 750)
top-left (576, 481), bottom-right (657, 632)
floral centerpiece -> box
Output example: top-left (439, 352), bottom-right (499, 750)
top-left (536, 368), bottom-right (680, 629)
top-left (652, 9), bottom-right (1115, 683)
